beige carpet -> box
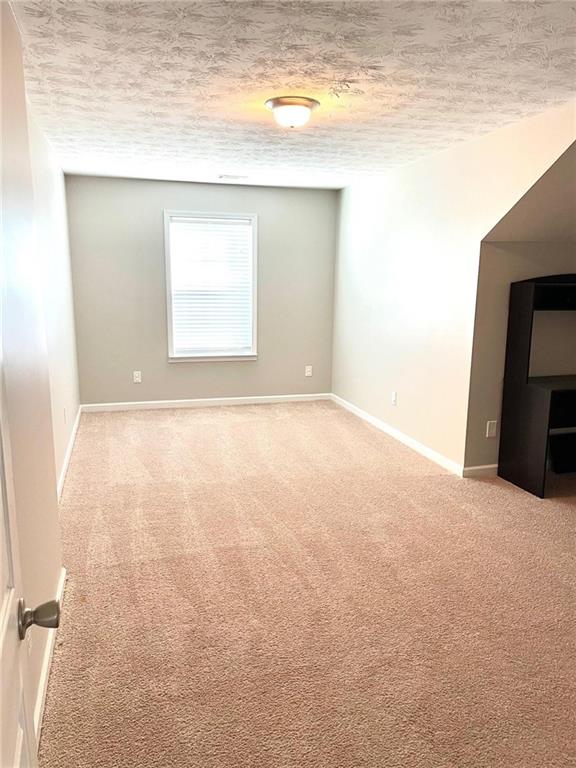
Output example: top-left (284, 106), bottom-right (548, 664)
top-left (39, 402), bottom-right (575, 768)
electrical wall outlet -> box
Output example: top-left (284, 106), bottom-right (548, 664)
top-left (133, 370), bottom-right (142, 384)
top-left (391, 391), bottom-right (398, 406)
top-left (486, 420), bottom-right (498, 438)
top-left (305, 365), bottom-right (313, 377)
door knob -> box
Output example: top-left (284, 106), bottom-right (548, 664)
top-left (18, 598), bottom-right (60, 640)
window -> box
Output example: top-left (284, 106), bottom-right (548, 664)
top-left (164, 211), bottom-right (257, 360)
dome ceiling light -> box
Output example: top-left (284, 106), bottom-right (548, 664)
top-left (265, 96), bottom-right (320, 128)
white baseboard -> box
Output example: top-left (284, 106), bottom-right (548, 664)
top-left (81, 393), bottom-right (332, 413)
top-left (34, 566), bottom-right (66, 746)
top-left (330, 394), bottom-right (464, 476)
top-left (57, 407), bottom-right (81, 500)
top-left (462, 464), bottom-right (498, 478)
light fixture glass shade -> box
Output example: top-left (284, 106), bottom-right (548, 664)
top-left (265, 96), bottom-right (320, 128)
top-left (272, 104), bottom-right (312, 128)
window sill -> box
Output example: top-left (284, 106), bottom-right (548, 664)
top-left (168, 354), bottom-right (258, 363)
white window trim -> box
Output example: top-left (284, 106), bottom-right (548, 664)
top-left (163, 209), bottom-right (258, 362)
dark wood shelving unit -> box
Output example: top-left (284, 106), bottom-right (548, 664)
top-left (498, 274), bottom-right (576, 497)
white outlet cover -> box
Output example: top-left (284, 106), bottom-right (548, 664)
top-left (391, 391), bottom-right (398, 406)
top-left (133, 370), bottom-right (142, 383)
top-left (305, 365), bottom-right (313, 377)
top-left (486, 420), bottom-right (498, 438)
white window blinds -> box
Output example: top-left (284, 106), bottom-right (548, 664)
top-left (165, 212), bottom-right (257, 359)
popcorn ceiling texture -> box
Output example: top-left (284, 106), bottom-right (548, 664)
top-left (39, 402), bottom-right (575, 767)
top-left (14, 1), bottom-right (576, 180)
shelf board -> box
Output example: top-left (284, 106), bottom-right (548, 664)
top-left (528, 375), bottom-right (576, 391)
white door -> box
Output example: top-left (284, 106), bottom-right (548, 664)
top-left (0, 390), bottom-right (37, 766)
top-left (1, 5), bottom-right (65, 764)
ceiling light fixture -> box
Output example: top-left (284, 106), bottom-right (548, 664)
top-left (265, 96), bottom-right (320, 128)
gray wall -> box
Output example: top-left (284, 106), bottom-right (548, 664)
top-left (332, 102), bottom-right (576, 468)
top-left (29, 121), bottom-right (80, 484)
top-left (66, 176), bottom-right (338, 404)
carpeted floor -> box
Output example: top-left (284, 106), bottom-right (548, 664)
top-left (39, 402), bottom-right (575, 768)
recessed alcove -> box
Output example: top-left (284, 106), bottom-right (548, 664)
top-left (465, 141), bottom-right (576, 493)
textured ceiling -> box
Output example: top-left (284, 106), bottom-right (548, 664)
top-left (13, 0), bottom-right (576, 187)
